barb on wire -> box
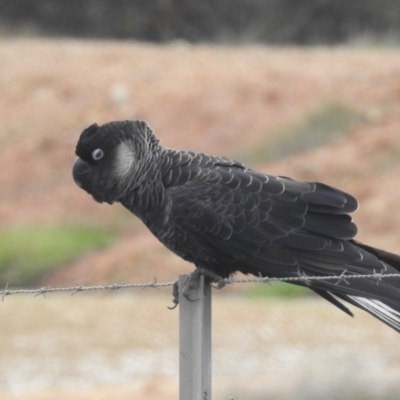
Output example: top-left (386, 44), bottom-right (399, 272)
top-left (34, 286), bottom-right (50, 298)
top-left (334, 270), bottom-right (350, 286)
top-left (373, 269), bottom-right (383, 286)
top-left (1, 271), bottom-right (400, 298)
top-left (2, 283), bottom-right (10, 302)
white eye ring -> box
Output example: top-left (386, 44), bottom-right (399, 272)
top-left (92, 148), bottom-right (104, 161)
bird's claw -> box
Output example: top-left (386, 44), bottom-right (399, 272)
top-left (197, 267), bottom-right (226, 290)
top-left (167, 280), bottom-right (180, 310)
top-left (168, 273), bottom-right (200, 308)
top-left (168, 268), bottom-right (226, 309)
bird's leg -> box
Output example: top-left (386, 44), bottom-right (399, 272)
top-left (168, 268), bottom-right (226, 309)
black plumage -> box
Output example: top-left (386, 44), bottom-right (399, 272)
top-left (73, 120), bottom-right (400, 332)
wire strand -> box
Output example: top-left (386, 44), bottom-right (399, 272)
top-left (2, 271), bottom-right (400, 299)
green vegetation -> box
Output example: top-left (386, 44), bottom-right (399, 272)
top-left (245, 282), bottom-right (311, 298)
top-left (238, 102), bottom-right (364, 165)
top-left (0, 225), bottom-right (114, 287)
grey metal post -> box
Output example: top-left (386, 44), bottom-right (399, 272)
top-left (179, 274), bottom-right (212, 400)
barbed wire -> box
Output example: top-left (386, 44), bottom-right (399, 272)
top-left (2, 270), bottom-right (400, 300)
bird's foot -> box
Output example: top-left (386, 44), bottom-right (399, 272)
top-left (168, 268), bottom-right (226, 309)
top-left (168, 280), bottom-right (180, 310)
top-left (197, 267), bottom-right (227, 290)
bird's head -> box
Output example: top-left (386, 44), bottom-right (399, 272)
top-left (72, 120), bottom-right (160, 204)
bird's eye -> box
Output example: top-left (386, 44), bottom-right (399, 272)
top-left (92, 148), bottom-right (104, 161)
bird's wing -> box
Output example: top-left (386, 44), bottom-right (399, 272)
top-left (163, 156), bottom-right (400, 331)
top-left (163, 154), bottom-right (360, 277)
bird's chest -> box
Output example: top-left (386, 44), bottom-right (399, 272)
top-left (153, 223), bottom-right (197, 264)
top-left (136, 204), bottom-right (194, 264)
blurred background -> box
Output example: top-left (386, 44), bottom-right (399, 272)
top-left (1, 1), bottom-right (400, 399)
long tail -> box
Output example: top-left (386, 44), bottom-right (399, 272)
top-left (346, 296), bottom-right (400, 331)
top-left (314, 241), bottom-right (400, 332)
